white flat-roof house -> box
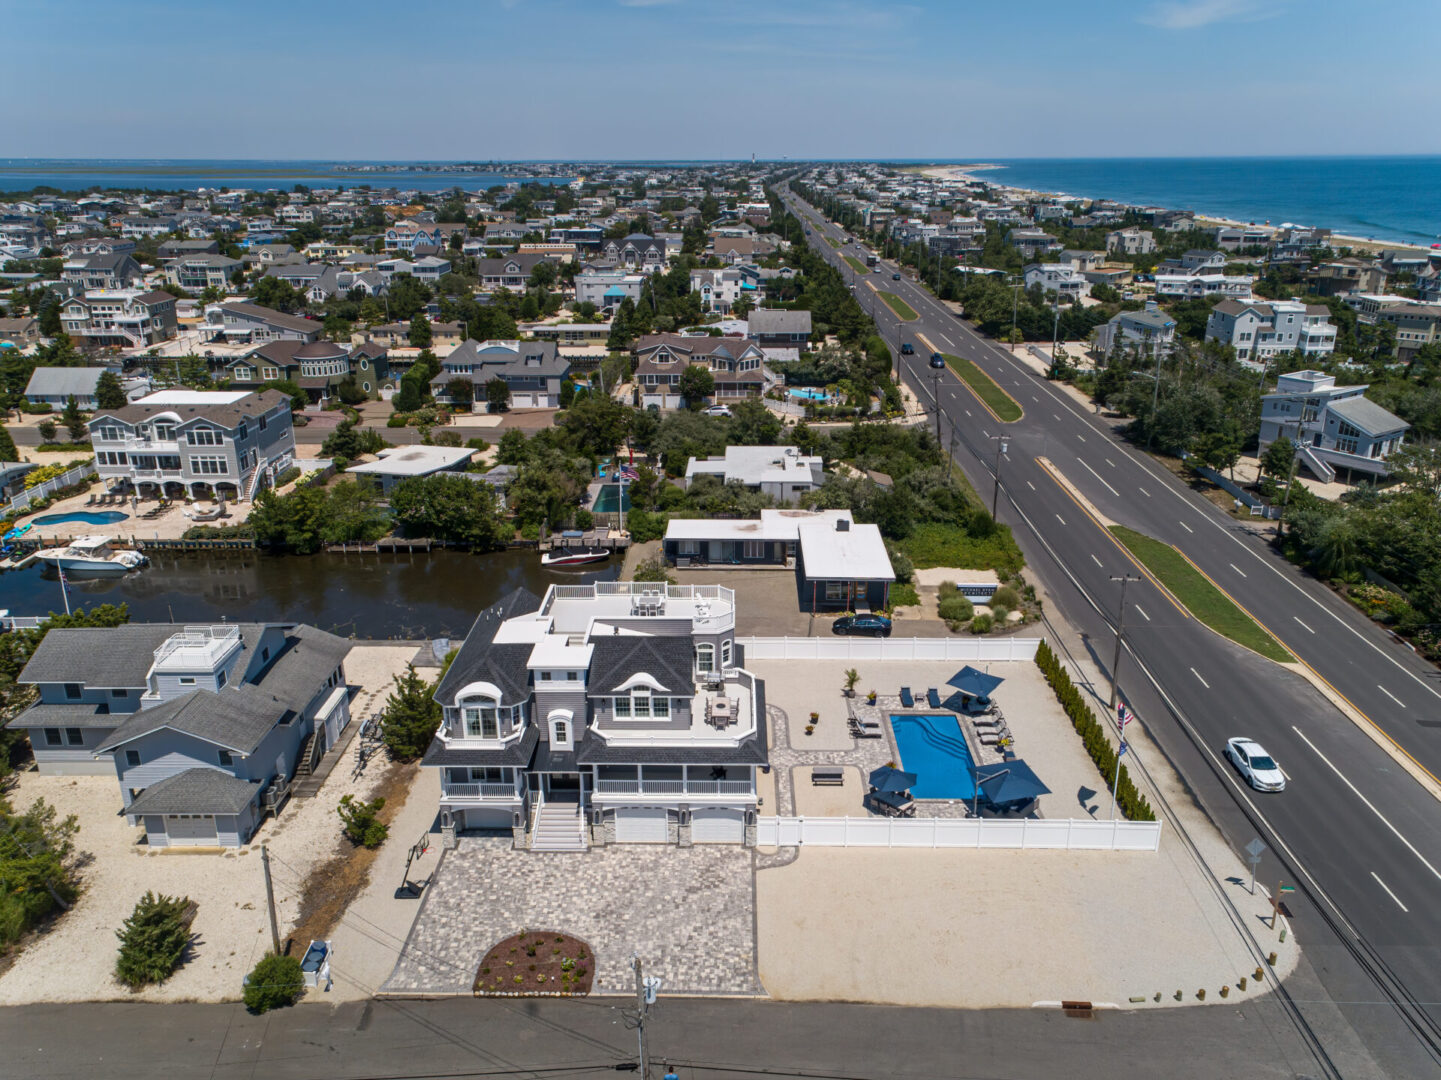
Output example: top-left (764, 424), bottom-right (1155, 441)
top-left (1259, 370), bottom-right (1409, 483)
top-left (1106, 229), bottom-right (1157, 256)
top-left (1023, 263), bottom-right (1091, 299)
top-left (683, 445), bottom-right (823, 504)
top-left (347, 445), bottom-right (476, 494)
top-left (1153, 273), bottom-right (1254, 300)
top-left (425, 584), bottom-right (766, 850)
top-left (1206, 300), bottom-right (1337, 362)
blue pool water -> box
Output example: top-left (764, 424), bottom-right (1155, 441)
top-left (29, 510), bottom-right (129, 526)
top-left (891, 714), bottom-right (976, 799)
top-left (788, 387), bottom-right (832, 401)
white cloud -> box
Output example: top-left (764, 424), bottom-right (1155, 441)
top-left (1140, 0), bottom-right (1285, 30)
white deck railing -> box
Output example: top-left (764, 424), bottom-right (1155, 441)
top-left (594, 779), bottom-right (753, 796)
top-left (442, 782), bottom-right (518, 800)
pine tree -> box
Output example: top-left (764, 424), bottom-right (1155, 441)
top-left (114, 891), bottom-right (194, 989)
top-left (95, 371), bottom-right (127, 410)
top-left (0, 423), bottom-right (17, 463)
top-left (380, 664), bottom-right (441, 760)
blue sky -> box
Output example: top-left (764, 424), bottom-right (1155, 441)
top-left (4, 0), bottom-right (1438, 159)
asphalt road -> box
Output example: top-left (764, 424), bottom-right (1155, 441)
top-left (783, 190), bottom-right (1441, 1078)
top-left (0, 996), bottom-right (1342, 1080)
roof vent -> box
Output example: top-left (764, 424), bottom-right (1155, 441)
top-left (836, 518), bottom-right (850, 532)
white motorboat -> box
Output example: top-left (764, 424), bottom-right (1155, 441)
top-left (34, 535), bottom-right (147, 575)
top-left (541, 546), bottom-right (611, 568)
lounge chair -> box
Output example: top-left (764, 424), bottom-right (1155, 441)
top-left (848, 719), bottom-right (883, 739)
top-left (926, 688), bottom-right (941, 709)
top-left (899, 686), bottom-right (914, 708)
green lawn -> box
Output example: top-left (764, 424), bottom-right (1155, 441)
top-left (899, 522), bottom-right (1024, 573)
top-left (877, 291), bottom-right (919, 321)
top-left (887, 583), bottom-right (921, 609)
top-left (1108, 526), bottom-right (1291, 662)
top-left (843, 255), bottom-right (868, 274)
top-left (943, 354), bottom-right (1022, 422)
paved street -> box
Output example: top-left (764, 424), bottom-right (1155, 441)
top-left (785, 189), bottom-right (1441, 1078)
top-left (383, 837), bottom-right (761, 996)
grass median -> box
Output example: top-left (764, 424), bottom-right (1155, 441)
top-left (843, 255), bottom-right (868, 274)
top-left (1108, 525), bottom-right (1291, 662)
top-left (826, 236), bottom-right (843, 248)
top-left (877, 291), bottom-right (919, 321)
top-left (942, 354), bottom-right (1022, 422)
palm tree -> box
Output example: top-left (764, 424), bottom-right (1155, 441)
top-left (1310, 516), bottom-right (1361, 580)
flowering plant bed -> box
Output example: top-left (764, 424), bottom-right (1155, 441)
top-left (473, 929), bottom-right (594, 996)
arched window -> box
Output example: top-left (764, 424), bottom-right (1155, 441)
top-left (552, 719), bottom-right (568, 744)
top-left (721, 639), bottom-right (733, 668)
top-left (462, 698), bottom-right (499, 739)
top-left (695, 643), bottom-right (714, 674)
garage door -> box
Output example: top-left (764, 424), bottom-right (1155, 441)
top-left (614, 807), bottom-right (669, 843)
top-left (691, 807), bottom-right (746, 843)
top-left (462, 807), bottom-right (512, 831)
top-left (511, 393), bottom-right (534, 408)
top-left (165, 814), bottom-right (218, 845)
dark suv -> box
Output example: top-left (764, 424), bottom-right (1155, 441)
top-left (929, 353), bottom-right (945, 369)
top-left (900, 343), bottom-right (914, 355)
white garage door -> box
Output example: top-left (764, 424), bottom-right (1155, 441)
top-left (165, 814), bottom-right (218, 845)
top-left (614, 807), bottom-right (669, 843)
top-left (691, 807), bottom-right (746, 843)
top-left (511, 392), bottom-right (535, 408)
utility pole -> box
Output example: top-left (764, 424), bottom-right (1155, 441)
top-left (1145, 339), bottom-right (1163, 450)
top-left (1108, 575), bottom-right (1141, 708)
top-left (1011, 280), bottom-right (1022, 352)
top-left (260, 844), bottom-right (281, 956)
top-left (631, 954), bottom-right (656, 1079)
top-left (1275, 410), bottom-right (1304, 541)
top-left (931, 368), bottom-right (944, 444)
top-left (990, 435), bottom-right (1009, 519)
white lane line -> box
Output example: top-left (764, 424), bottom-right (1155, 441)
top-left (1294, 616), bottom-right (1314, 634)
top-left (964, 409), bottom-right (973, 417)
top-left (1076, 433), bottom-right (1087, 442)
top-left (1190, 667), bottom-right (1210, 688)
top-left (1078, 458), bottom-right (1120, 498)
top-left (981, 429), bottom-right (991, 439)
top-left (1030, 395), bottom-right (1039, 402)
top-left (1091, 553), bottom-right (1103, 567)
top-left (1371, 872), bottom-right (1409, 913)
top-left (1137, 486), bottom-right (1151, 497)
top-left (1292, 724), bottom-right (1441, 882)
top-left (1178, 520), bottom-right (1194, 533)
top-left (1135, 604), bottom-right (1151, 622)
top-left (1378, 685), bottom-right (1406, 708)
top-left (1026, 480), bottom-right (1036, 491)
top-left (1055, 514), bottom-right (1067, 526)
top-left (1105, 458), bottom-right (1116, 468)
top-left (1053, 413), bottom-right (1062, 421)
top-left (1229, 563), bottom-right (1247, 578)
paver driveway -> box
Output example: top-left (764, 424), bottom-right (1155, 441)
top-left (382, 837), bottom-right (761, 996)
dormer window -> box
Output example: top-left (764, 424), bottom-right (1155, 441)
top-left (464, 701), bottom-right (500, 739)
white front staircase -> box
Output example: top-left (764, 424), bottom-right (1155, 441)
top-left (1297, 444), bottom-right (1336, 484)
top-left (529, 798), bottom-right (587, 852)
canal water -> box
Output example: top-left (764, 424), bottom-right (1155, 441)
top-left (1, 549), bottom-right (619, 640)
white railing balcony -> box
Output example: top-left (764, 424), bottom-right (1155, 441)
top-left (594, 779), bottom-right (753, 797)
top-left (442, 782), bottom-right (519, 800)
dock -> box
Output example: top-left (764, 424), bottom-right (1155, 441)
top-left (324, 537), bottom-right (434, 554)
top-left (537, 528), bottom-right (630, 553)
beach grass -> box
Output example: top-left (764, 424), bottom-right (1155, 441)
top-left (899, 522), bottom-right (1024, 573)
top-left (877, 292), bottom-right (919, 321)
top-left (1108, 526), bottom-right (1291, 662)
top-left (942, 354), bottom-right (1022, 422)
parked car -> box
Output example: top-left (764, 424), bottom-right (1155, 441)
top-left (832, 614), bottom-right (893, 638)
top-left (702, 404), bottom-right (732, 417)
top-left (929, 353), bottom-right (945, 369)
top-left (900, 343), bottom-right (914, 355)
top-left (1225, 737), bottom-right (1286, 792)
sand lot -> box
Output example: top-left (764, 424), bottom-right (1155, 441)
top-left (0, 645), bottom-right (420, 1004)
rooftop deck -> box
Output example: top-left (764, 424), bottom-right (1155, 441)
top-left (544, 582), bottom-right (736, 635)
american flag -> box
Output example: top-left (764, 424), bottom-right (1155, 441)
top-left (1118, 740), bottom-right (1129, 758)
top-left (1117, 703), bottom-right (1133, 729)
top-left (58, 567), bottom-right (68, 588)
top-left (616, 466), bottom-right (640, 482)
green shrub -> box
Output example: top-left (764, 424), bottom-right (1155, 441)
top-left (573, 508), bottom-right (594, 531)
top-left (1033, 640), bottom-right (1155, 822)
top-left (115, 891), bottom-right (193, 989)
top-left (243, 953), bottom-right (304, 1013)
top-left (992, 585), bottom-right (1021, 610)
top-left (386, 414), bottom-right (409, 428)
top-left (937, 594), bottom-right (974, 623)
top-left (968, 613), bottom-right (993, 634)
top-left (337, 794), bottom-right (388, 848)
top-left (274, 466), bottom-right (301, 488)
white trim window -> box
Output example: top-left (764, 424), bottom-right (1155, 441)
top-left (696, 643), bottom-right (715, 673)
top-left (463, 700), bottom-right (500, 739)
top-left (613, 690), bottom-right (670, 720)
top-left (721, 639), bottom-right (733, 667)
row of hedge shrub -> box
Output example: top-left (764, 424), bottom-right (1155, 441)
top-left (1034, 639), bottom-right (1155, 822)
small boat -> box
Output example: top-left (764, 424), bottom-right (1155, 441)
top-left (34, 535), bottom-right (147, 575)
top-left (2, 523), bottom-right (32, 542)
top-left (542, 545), bottom-right (611, 568)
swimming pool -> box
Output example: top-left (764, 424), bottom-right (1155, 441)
top-left (591, 483), bottom-right (631, 514)
top-left (787, 387), bottom-right (832, 402)
top-left (890, 714), bottom-right (976, 799)
top-left (29, 510), bottom-right (130, 527)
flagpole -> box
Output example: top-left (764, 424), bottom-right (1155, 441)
top-left (1110, 703), bottom-right (1130, 821)
top-left (59, 568), bottom-right (71, 616)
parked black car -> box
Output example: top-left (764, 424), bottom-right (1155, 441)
top-left (832, 614), bottom-right (893, 637)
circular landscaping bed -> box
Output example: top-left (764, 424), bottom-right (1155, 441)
top-left (474, 930), bottom-right (594, 996)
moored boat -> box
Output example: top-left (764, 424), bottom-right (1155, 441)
top-left (34, 535), bottom-right (147, 575)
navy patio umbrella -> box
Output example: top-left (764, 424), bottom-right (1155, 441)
top-left (947, 665), bottom-right (1005, 702)
top-left (868, 765), bottom-right (918, 794)
top-left (968, 760), bottom-right (1050, 806)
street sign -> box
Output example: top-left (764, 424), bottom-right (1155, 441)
top-left (1245, 837), bottom-right (1267, 859)
top-left (1279, 885), bottom-right (1295, 894)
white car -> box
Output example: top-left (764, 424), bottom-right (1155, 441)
top-left (702, 404), bottom-right (732, 417)
top-left (1225, 737), bottom-right (1286, 792)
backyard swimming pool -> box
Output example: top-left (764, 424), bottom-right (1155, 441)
top-left (891, 714), bottom-right (976, 799)
top-left (590, 483), bottom-right (631, 513)
top-left (787, 387), bottom-right (832, 402)
top-left (29, 510), bottom-right (129, 527)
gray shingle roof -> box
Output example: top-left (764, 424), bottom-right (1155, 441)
top-left (5, 701), bottom-right (122, 731)
top-left (20, 625), bottom-right (183, 688)
top-left (421, 724), bottom-right (539, 769)
top-left (221, 302), bottom-right (320, 335)
top-left (587, 636), bottom-right (695, 696)
top-left (748, 309), bottom-right (812, 335)
top-left (433, 588), bottom-right (543, 706)
top-left (1329, 395), bottom-right (1408, 437)
top-left (124, 768), bottom-right (261, 816)
top-left (95, 686), bottom-right (282, 754)
top-left (90, 389), bottom-right (289, 431)
top-left (24, 367), bottom-right (106, 398)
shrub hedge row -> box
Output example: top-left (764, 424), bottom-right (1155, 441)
top-left (1034, 639), bottom-right (1155, 822)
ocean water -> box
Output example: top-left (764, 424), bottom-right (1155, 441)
top-left (0, 159), bottom-right (574, 194)
top-left (954, 156), bottom-right (1441, 247)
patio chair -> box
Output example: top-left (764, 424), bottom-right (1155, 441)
top-left (926, 688), bottom-right (941, 709)
top-left (899, 686), bottom-right (914, 708)
top-left (870, 790), bottom-right (915, 817)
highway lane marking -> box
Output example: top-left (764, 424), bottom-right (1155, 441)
top-left (1025, 480), bottom-right (1036, 491)
top-left (1178, 520), bottom-right (1193, 533)
top-left (1294, 617), bottom-right (1314, 634)
top-left (1091, 554), bottom-right (1103, 567)
top-left (1076, 433), bottom-right (1086, 442)
top-left (964, 409), bottom-right (973, 417)
top-left (1229, 563), bottom-right (1247, 578)
top-left (1078, 458), bottom-right (1120, 498)
top-left (1292, 724), bottom-right (1441, 883)
top-left (1105, 458), bottom-right (1116, 468)
top-left (1190, 667), bottom-right (1210, 689)
top-left (1370, 872), bottom-right (1409, 913)
top-left (1055, 514), bottom-right (1067, 526)
top-left (1137, 486), bottom-right (1151, 497)
top-left (1030, 395), bottom-right (1039, 402)
top-left (1135, 604), bottom-right (1151, 621)
top-left (1378, 685), bottom-right (1406, 708)
top-left (1053, 413), bottom-right (1062, 421)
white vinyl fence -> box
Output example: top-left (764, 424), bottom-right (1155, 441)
top-left (739, 636), bottom-right (1040, 662)
top-left (5, 461), bottom-right (97, 516)
top-left (756, 816), bottom-right (1162, 852)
